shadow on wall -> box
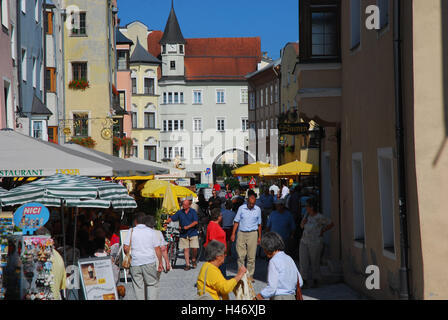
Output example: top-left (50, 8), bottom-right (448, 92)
top-left (434, 0), bottom-right (448, 166)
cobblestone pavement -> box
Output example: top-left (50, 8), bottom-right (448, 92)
top-left (121, 249), bottom-right (366, 301)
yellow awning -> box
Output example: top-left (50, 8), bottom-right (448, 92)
top-left (231, 162), bottom-right (272, 177)
top-left (260, 160), bottom-right (319, 177)
top-left (112, 175), bottom-right (154, 180)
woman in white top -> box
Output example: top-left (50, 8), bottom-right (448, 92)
top-left (144, 215), bottom-right (171, 272)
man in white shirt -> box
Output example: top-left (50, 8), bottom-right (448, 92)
top-left (280, 180), bottom-right (290, 199)
top-left (269, 183), bottom-right (280, 198)
top-left (124, 212), bottom-right (163, 300)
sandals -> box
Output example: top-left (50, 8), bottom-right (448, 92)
top-left (192, 261), bottom-right (197, 269)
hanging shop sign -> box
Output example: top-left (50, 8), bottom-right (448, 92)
top-left (13, 203), bottom-right (50, 235)
top-left (78, 256), bottom-right (118, 300)
top-left (278, 123), bottom-right (310, 136)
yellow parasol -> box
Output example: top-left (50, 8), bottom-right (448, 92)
top-left (259, 160), bottom-right (319, 177)
top-left (161, 184), bottom-right (180, 214)
top-left (231, 162), bottom-right (272, 177)
top-left (141, 180), bottom-right (197, 198)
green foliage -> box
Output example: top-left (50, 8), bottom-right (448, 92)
top-left (224, 177), bottom-right (240, 191)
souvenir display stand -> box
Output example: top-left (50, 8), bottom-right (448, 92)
top-left (0, 213), bottom-right (14, 300)
top-left (20, 236), bottom-right (55, 300)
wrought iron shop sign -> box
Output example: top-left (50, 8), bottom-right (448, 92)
top-left (278, 123), bottom-right (310, 135)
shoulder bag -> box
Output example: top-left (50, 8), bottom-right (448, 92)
top-left (122, 228), bottom-right (133, 270)
top-left (296, 278), bottom-right (304, 300)
top-left (197, 266), bottom-right (215, 300)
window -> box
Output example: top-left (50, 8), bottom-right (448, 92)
top-left (352, 153), bottom-right (365, 243)
top-left (73, 113), bottom-right (88, 137)
top-left (378, 148), bottom-right (395, 254)
top-left (241, 118), bottom-right (249, 131)
top-left (32, 58), bottom-right (36, 88)
top-left (131, 78), bottom-right (137, 94)
top-left (350, 0), bottom-right (361, 48)
top-left (217, 118), bottom-right (225, 131)
top-left (170, 61), bottom-right (175, 70)
top-left (240, 88), bottom-right (248, 104)
top-left (249, 92), bottom-right (255, 110)
top-left (193, 118), bottom-right (202, 132)
top-left (311, 11), bottom-right (338, 57)
top-left (21, 0), bottom-right (25, 13)
top-left (11, 26), bottom-right (16, 61)
top-left (179, 45), bottom-right (184, 54)
top-left (144, 78), bottom-right (154, 95)
top-left (131, 145), bottom-right (138, 158)
top-left (117, 50), bottom-right (129, 70)
top-left (72, 62), bottom-right (87, 81)
top-left (162, 45), bottom-right (166, 54)
top-left (1, 0), bottom-right (9, 29)
top-left (164, 92), bottom-right (183, 104)
top-left (47, 126), bottom-right (58, 144)
top-left (274, 83), bottom-right (279, 102)
top-left (270, 85), bottom-right (273, 104)
top-left (132, 111), bottom-right (137, 128)
top-left (34, 0), bottom-right (38, 22)
top-left (72, 12), bottom-right (86, 35)
top-left (174, 147), bottom-right (184, 158)
top-left (144, 112), bottom-right (155, 129)
top-left (194, 146), bottom-right (203, 159)
top-left (163, 120), bottom-right (167, 131)
top-left (260, 89), bottom-right (263, 107)
top-left (44, 11), bottom-right (53, 35)
top-left (168, 120), bottom-right (172, 131)
top-left (163, 120), bottom-right (183, 131)
top-left (144, 146), bottom-right (157, 161)
top-left (249, 123), bottom-right (256, 140)
top-left (378, 0), bottom-right (389, 29)
top-left (21, 49), bottom-right (26, 81)
top-left (216, 89), bottom-right (225, 104)
top-left (265, 88), bottom-right (268, 105)
top-left (118, 91), bottom-right (125, 109)
top-left (193, 90), bottom-right (202, 104)
top-left (46, 67), bottom-right (56, 92)
top-left (33, 121), bottom-right (43, 139)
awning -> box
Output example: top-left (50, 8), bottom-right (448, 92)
top-left (259, 160), bottom-right (319, 178)
top-left (0, 129), bottom-right (112, 177)
top-left (232, 162), bottom-right (271, 177)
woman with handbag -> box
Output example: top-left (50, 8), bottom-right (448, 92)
top-left (197, 240), bottom-right (247, 300)
top-left (254, 232), bottom-right (304, 300)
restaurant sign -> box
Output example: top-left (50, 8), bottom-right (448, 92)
top-left (278, 123), bottom-right (310, 136)
top-left (0, 169), bottom-right (81, 177)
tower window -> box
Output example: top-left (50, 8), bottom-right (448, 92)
top-left (179, 45), bottom-right (184, 54)
top-left (170, 61), bottom-right (176, 70)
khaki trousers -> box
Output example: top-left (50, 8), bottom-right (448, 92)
top-left (236, 231), bottom-right (258, 277)
top-left (299, 240), bottom-right (323, 281)
top-left (271, 294), bottom-right (295, 300)
top-left (130, 262), bottom-right (159, 300)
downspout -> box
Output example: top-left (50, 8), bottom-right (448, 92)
top-left (43, 0), bottom-right (47, 106)
top-left (16, 0), bottom-right (23, 128)
top-left (60, 1), bottom-right (66, 144)
top-left (393, 0), bottom-right (411, 300)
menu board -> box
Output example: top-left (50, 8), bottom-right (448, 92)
top-left (78, 257), bottom-right (118, 300)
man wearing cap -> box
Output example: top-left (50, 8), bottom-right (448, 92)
top-left (266, 199), bottom-right (296, 251)
top-left (165, 197), bottom-right (199, 270)
top-left (230, 193), bottom-right (262, 283)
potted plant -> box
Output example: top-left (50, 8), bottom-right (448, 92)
top-left (69, 79), bottom-right (90, 91)
top-left (113, 137), bottom-right (122, 154)
top-left (70, 136), bottom-right (96, 149)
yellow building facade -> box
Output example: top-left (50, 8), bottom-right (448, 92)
top-left (62, 0), bottom-right (117, 154)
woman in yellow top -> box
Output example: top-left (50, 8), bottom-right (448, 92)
top-left (197, 240), bottom-right (247, 300)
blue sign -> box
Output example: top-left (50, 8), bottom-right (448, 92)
top-left (13, 203), bottom-right (50, 235)
top-left (205, 168), bottom-right (211, 175)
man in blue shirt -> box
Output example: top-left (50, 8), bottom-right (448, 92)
top-left (258, 188), bottom-right (275, 231)
top-left (266, 199), bottom-right (296, 248)
top-left (165, 198), bottom-right (199, 271)
top-left (221, 200), bottom-right (237, 256)
top-left (231, 193), bottom-right (262, 282)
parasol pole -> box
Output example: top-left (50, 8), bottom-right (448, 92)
top-left (73, 206), bottom-right (78, 265)
top-left (61, 199), bottom-right (67, 266)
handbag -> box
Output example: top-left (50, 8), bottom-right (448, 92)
top-left (296, 278), bottom-right (304, 300)
top-left (197, 266), bottom-right (215, 300)
top-left (122, 228), bottom-right (133, 270)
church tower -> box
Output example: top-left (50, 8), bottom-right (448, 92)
top-left (159, 2), bottom-right (186, 78)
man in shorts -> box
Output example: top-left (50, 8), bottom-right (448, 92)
top-left (165, 198), bottom-right (199, 270)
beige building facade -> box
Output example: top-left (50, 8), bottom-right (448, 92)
top-left (297, 0), bottom-right (448, 299)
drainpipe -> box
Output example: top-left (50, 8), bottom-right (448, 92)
top-left (393, 0), bottom-right (411, 300)
top-left (61, 1), bottom-right (66, 144)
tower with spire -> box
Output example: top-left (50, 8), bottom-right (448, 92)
top-left (159, 1), bottom-right (186, 78)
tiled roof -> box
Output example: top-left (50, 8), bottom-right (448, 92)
top-left (147, 34), bottom-right (261, 81)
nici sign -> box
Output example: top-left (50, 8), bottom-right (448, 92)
top-left (13, 203), bottom-right (50, 235)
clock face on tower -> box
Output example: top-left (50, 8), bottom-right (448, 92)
top-left (167, 44), bottom-right (177, 53)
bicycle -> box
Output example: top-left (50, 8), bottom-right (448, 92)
top-left (164, 224), bottom-right (180, 268)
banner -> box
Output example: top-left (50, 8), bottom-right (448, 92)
top-left (13, 203), bottom-right (50, 235)
top-left (78, 257), bottom-right (118, 300)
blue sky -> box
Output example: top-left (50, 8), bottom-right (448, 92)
top-left (117, 0), bottom-right (299, 59)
